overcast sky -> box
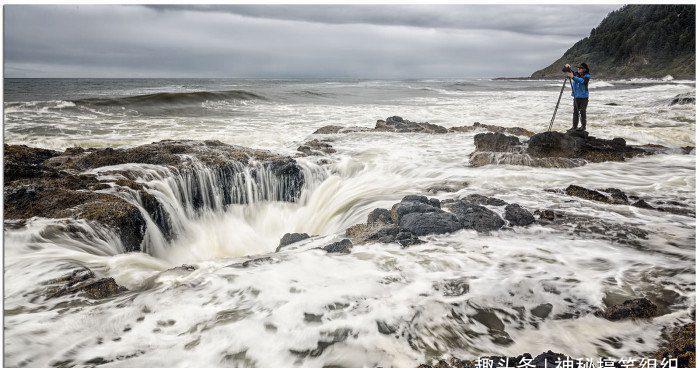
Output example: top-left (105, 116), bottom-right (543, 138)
top-left (4, 5), bottom-right (620, 78)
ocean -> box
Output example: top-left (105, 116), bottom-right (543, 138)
top-left (3, 77), bottom-right (696, 367)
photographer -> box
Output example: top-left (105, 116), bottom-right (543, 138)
top-left (562, 63), bottom-right (590, 131)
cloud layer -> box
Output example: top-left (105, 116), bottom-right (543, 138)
top-left (5, 5), bottom-right (620, 78)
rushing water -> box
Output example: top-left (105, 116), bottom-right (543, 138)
top-left (3, 78), bottom-right (696, 367)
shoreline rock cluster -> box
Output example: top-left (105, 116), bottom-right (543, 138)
top-left (469, 129), bottom-right (693, 168)
top-left (4, 140), bottom-right (306, 252)
top-left (313, 116), bottom-right (535, 137)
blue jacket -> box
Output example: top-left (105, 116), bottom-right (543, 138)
top-left (571, 73), bottom-right (590, 98)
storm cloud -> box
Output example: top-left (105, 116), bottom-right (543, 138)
top-left (4, 5), bottom-right (620, 78)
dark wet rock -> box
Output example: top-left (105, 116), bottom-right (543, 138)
top-left (459, 194), bottom-right (507, 207)
top-left (45, 268), bottom-right (126, 300)
top-left (565, 185), bottom-right (611, 203)
top-left (526, 130), bottom-right (656, 164)
top-left (530, 303), bottom-right (553, 319)
top-left (232, 256), bottom-right (276, 268)
top-left (670, 92), bottom-right (695, 105)
top-left (655, 322), bottom-right (695, 368)
top-left (605, 102), bottom-right (620, 106)
top-left (398, 211), bottom-right (462, 236)
top-left (434, 278), bottom-right (470, 297)
top-left (602, 188), bottom-right (629, 204)
top-left (446, 201), bottom-right (505, 233)
top-left (449, 122), bottom-right (535, 137)
top-left (597, 297), bottom-right (659, 321)
top-left (390, 196), bottom-right (441, 223)
top-left (323, 239), bottom-right (352, 253)
top-left (504, 204), bottom-right (535, 226)
top-left (527, 131), bottom-right (582, 158)
top-left (534, 209), bottom-right (649, 246)
top-left (367, 208), bottom-right (392, 225)
top-left (375, 116), bottom-right (448, 134)
top-left (4, 144), bottom-right (62, 183)
top-left (474, 132), bottom-right (521, 152)
top-left (297, 139), bottom-right (336, 156)
top-left (277, 232), bottom-right (310, 251)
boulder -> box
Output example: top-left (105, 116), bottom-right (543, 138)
top-left (474, 132), bottom-right (521, 152)
top-left (313, 125), bottom-right (345, 134)
top-left (375, 116), bottom-right (448, 134)
top-left (449, 122), bottom-right (535, 137)
top-left (670, 92), bottom-right (695, 105)
top-left (527, 131), bottom-right (582, 158)
top-left (564, 185), bottom-right (610, 203)
top-left (277, 233), bottom-right (310, 251)
top-left (504, 203), bottom-right (535, 226)
top-left (597, 297), bottom-right (658, 321)
top-left (446, 201), bottom-right (505, 233)
top-left (398, 211), bottom-right (462, 236)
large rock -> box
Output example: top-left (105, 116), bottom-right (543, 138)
top-left (45, 268), bottom-right (127, 300)
top-left (474, 132), bottom-right (521, 152)
top-left (297, 139), bottom-right (336, 156)
top-left (527, 131), bottom-right (582, 158)
top-left (398, 211), bottom-right (462, 236)
top-left (446, 201), bottom-right (505, 233)
top-left (375, 116), bottom-right (448, 134)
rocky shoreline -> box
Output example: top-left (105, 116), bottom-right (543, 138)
top-left (4, 115), bottom-right (695, 366)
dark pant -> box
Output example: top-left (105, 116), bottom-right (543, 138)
top-left (573, 98), bottom-right (588, 130)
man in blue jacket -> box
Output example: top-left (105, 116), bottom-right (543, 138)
top-left (564, 63), bottom-right (590, 131)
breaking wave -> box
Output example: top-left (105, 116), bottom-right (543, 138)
top-left (73, 89), bottom-right (266, 107)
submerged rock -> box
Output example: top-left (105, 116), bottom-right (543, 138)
top-left (561, 185), bottom-right (694, 216)
top-left (534, 209), bottom-right (649, 246)
top-left (670, 92), bottom-right (695, 105)
top-left (597, 297), bottom-right (659, 320)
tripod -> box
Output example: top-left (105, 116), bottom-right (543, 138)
top-left (548, 77), bottom-right (573, 131)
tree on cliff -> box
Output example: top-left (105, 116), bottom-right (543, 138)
top-left (532, 5), bottom-right (695, 79)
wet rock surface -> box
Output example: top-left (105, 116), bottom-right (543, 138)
top-left (560, 185), bottom-right (695, 217)
top-left (655, 322), bottom-right (696, 368)
top-left (276, 233), bottom-right (311, 251)
top-left (44, 268), bottom-right (127, 300)
top-left (313, 116), bottom-right (533, 137)
top-left (597, 297), bottom-right (659, 321)
top-left (471, 128), bottom-right (692, 168)
top-left (474, 132), bottom-right (521, 152)
top-left (4, 140), bottom-right (307, 253)
top-left (534, 209), bottom-right (649, 246)
top-left (296, 139), bottom-right (336, 156)
top-left (322, 239), bottom-right (353, 253)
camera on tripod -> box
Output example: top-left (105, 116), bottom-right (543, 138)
top-left (561, 65), bottom-right (573, 73)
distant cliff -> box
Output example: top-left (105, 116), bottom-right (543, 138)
top-left (532, 5), bottom-right (695, 79)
